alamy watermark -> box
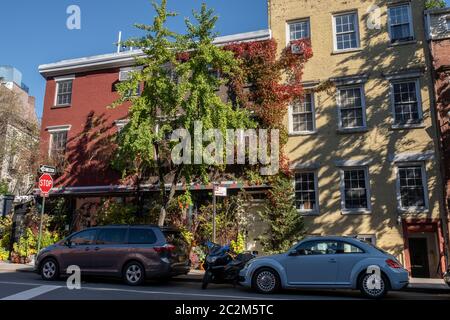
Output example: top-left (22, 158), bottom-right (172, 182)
top-left (171, 122), bottom-right (280, 176)
top-left (66, 5), bottom-right (81, 30)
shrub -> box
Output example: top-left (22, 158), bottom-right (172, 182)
top-left (231, 233), bottom-right (246, 254)
top-left (0, 247), bottom-right (9, 261)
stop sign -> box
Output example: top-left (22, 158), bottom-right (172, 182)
top-left (39, 174), bottom-right (53, 195)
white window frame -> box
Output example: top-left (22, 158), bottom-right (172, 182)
top-left (389, 78), bottom-right (423, 128)
top-left (286, 18), bottom-right (311, 44)
top-left (388, 3), bottom-right (414, 43)
top-left (54, 75), bottom-right (75, 107)
top-left (47, 125), bottom-right (71, 157)
top-left (293, 170), bottom-right (320, 215)
top-left (336, 85), bottom-right (367, 131)
top-left (395, 162), bottom-right (429, 213)
top-left (289, 93), bottom-right (317, 135)
top-left (332, 11), bottom-right (360, 52)
top-left (339, 166), bottom-right (372, 215)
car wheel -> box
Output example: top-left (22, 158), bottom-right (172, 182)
top-left (123, 262), bottom-right (145, 286)
top-left (252, 268), bottom-right (280, 294)
top-left (40, 258), bottom-right (59, 281)
top-left (359, 272), bottom-right (388, 299)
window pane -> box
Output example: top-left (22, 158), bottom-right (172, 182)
top-left (343, 169), bottom-right (369, 209)
top-left (295, 172), bottom-right (317, 211)
top-left (342, 243), bottom-right (364, 253)
top-left (70, 230), bottom-right (97, 246)
top-left (96, 228), bottom-right (127, 245)
top-left (334, 13), bottom-right (358, 50)
top-left (291, 94), bottom-right (315, 132)
top-left (393, 81), bottom-right (420, 124)
top-left (338, 87), bottom-right (364, 128)
top-left (56, 80), bottom-right (73, 105)
top-left (289, 20), bottom-right (309, 40)
top-left (128, 228), bottom-right (157, 244)
top-left (51, 131), bottom-right (68, 157)
top-left (389, 5), bottom-right (413, 42)
top-left (398, 167), bottom-right (426, 208)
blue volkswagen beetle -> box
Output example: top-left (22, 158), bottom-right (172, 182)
top-left (239, 236), bottom-right (409, 298)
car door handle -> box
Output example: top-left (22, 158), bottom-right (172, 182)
top-left (94, 247), bottom-right (100, 251)
top-left (85, 247), bottom-right (90, 251)
top-left (328, 259), bottom-right (337, 263)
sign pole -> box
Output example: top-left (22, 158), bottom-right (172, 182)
top-left (212, 184), bottom-right (217, 243)
top-left (37, 195), bottom-right (46, 255)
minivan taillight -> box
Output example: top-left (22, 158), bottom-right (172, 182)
top-left (386, 259), bottom-right (402, 269)
top-left (154, 244), bottom-right (176, 253)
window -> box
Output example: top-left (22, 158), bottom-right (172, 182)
top-left (119, 67), bottom-right (141, 96)
top-left (56, 80), bottom-right (73, 106)
top-left (50, 130), bottom-right (68, 159)
top-left (341, 242), bottom-right (364, 254)
top-left (290, 93), bottom-right (315, 133)
top-left (356, 235), bottom-right (376, 245)
top-left (391, 80), bottom-right (422, 125)
top-left (447, 18), bottom-right (450, 31)
top-left (128, 228), bottom-right (157, 244)
top-left (96, 228), bottom-right (127, 245)
top-left (341, 168), bottom-right (371, 213)
top-left (297, 241), bottom-right (339, 255)
top-left (288, 19), bottom-right (310, 42)
top-left (337, 86), bottom-right (366, 129)
top-left (69, 229), bottom-right (97, 246)
top-left (397, 165), bottom-right (427, 210)
top-left (333, 12), bottom-right (359, 51)
top-left (294, 172), bottom-right (319, 214)
top-left (388, 4), bottom-right (414, 43)
top-left (115, 120), bottom-right (129, 133)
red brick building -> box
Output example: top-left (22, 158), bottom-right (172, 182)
top-left (425, 7), bottom-right (450, 262)
top-left (38, 30), bottom-right (271, 231)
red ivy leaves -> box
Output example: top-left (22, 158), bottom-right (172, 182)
top-left (224, 38), bottom-right (313, 175)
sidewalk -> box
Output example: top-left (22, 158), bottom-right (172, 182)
top-left (0, 261), bottom-right (35, 273)
top-left (406, 278), bottom-right (450, 293)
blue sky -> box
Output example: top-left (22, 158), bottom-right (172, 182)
top-left (0, 0), bottom-right (267, 119)
top-left (1, 0), bottom-right (449, 119)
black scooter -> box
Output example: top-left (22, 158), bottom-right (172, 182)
top-left (201, 242), bottom-right (256, 290)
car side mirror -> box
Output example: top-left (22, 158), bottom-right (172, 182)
top-left (65, 240), bottom-right (72, 247)
top-left (288, 250), bottom-right (300, 256)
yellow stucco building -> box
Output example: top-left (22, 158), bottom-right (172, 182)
top-left (269, 0), bottom-right (448, 278)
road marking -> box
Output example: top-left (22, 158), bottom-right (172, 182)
top-left (1, 285), bottom-right (60, 301)
top-left (0, 281), bottom-right (286, 300)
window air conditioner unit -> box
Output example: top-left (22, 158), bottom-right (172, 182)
top-left (291, 44), bottom-right (303, 55)
top-left (119, 70), bottom-right (131, 82)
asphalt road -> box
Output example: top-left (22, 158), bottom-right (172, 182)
top-left (0, 270), bottom-right (449, 301)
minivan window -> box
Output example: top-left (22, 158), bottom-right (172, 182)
top-left (96, 228), bottom-right (127, 245)
top-left (70, 229), bottom-right (97, 246)
top-left (128, 228), bottom-right (157, 244)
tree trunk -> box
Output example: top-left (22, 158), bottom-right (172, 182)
top-left (158, 164), bottom-right (183, 227)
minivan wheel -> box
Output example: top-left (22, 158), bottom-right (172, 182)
top-left (252, 268), bottom-right (280, 294)
top-left (123, 262), bottom-right (145, 286)
top-left (359, 273), bottom-right (388, 299)
top-left (40, 258), bottom-right (59, 281)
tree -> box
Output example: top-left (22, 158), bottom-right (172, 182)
top-left (425, 0), bottom-right (446, 9)
top-left (0, 85), bottom-right (39, 195)
top-left (113, 1), bottom-right (254, 226)
top-left (258, 175), bottom-right (305, 254)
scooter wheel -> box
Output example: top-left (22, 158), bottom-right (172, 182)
top-left (202, 271), bottom-right (212, 290)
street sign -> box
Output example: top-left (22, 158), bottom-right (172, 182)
top-left (214, 186), bottom-right (227, 197)
top-left (40, 165), bottom-right (57, 175)
top-left (39, 174), bottom-right (53, 196)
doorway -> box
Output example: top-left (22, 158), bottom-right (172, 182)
top-left (408, 238), bottom-right (430, 278)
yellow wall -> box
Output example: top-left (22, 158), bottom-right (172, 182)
top-left (269, 0), bottom-right (444, 262)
